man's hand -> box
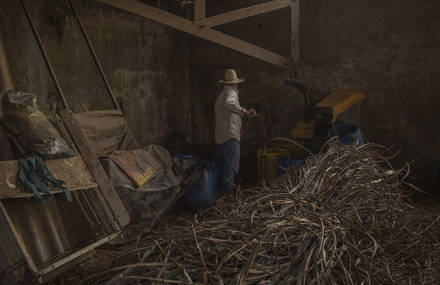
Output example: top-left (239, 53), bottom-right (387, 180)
top-left (245, 109), bottom-right (257, 118)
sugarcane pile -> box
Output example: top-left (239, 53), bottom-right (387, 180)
top-left (76, 142), bottom-right (440, 284)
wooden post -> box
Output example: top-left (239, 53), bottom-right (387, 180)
top-left (291, 0), bottom-right (300, 63)
top-left (0, 9), bottom-right (17, 161)
top-left (0, 33), bottom-right (13, 90)
top-left (194, 0), bottom-right (206, 21)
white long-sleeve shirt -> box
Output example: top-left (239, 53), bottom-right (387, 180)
top-left (215, 86), bottom-right (247, 144)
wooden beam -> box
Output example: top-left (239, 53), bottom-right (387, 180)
top-left (0, 8), bottom-right (17, 161)
top-left (194, 0), bottom-right (205, 21)
top-left (291, 0), bottom-right (300, 62)
top-left (60, 109), bottom-right (130, 227)
top-left (38, 232), bottom-right (120, 276)
top-left (98, 0), bottom-right (290, 69)
top-left (0, 33), bottom-right (13, 90)
top-left (195, 0), bottom-right (291, 28)
top-left (37, 250), bottom-right (95, 283)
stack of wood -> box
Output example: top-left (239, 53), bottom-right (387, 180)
top-left (65, 142), bottom-right (440, 285)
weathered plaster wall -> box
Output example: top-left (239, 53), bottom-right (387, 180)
top-left (300, 0), bottom-right (440, 166)
top-left (1, 0), bottom-right (439, 186)
top-left (0, 0), bottom-right (191, 146)
top-left (189, 0), bottom-right (440, 177)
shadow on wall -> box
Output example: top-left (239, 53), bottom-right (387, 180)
top-left (410, 160), bottom-right (440, 198)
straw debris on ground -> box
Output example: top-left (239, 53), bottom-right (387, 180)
top-left (68, 142), bottom-right (440, 285)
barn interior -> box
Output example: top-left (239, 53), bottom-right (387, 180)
top-left (0, 0), bottom-right (439, 284)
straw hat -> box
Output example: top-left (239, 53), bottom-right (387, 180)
top-left (218, 69), bottom-right (245, 84)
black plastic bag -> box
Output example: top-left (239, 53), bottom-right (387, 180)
top-left (1, 90), bottom-right (75, 158)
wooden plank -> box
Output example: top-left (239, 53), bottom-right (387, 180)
top-left (0, 17), bottom-right (17, 161)
top-left (0, 156), bottom-right (97, 200)
top-left (194, 0), bottom-right (205, 21)
top-left (54, 114), bottom-right (79, 154)
top-left (60, 109), bottom-right (130, 227)
top-left (0, 185), bottom-right (97, 200)
top-left (37, 250), bottom-right (95, 283)
top-left (195, 0), bottom-right (291, 28)
top-left (291, 0), bottom-right (300, 62)
top-left (0, 27), bottom-right (13, 89)
top-left (98, 0), bottom-right (290, 69)
top-left (38, 232), bottom-right (120, 276)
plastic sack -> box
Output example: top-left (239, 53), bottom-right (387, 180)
top-left (108, 149), bottom-right (161, 187)
top-left (1, 90), bottom-right (75, 158)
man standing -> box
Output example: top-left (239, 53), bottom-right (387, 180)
top-left (215, 69), bottom-right (257, 196)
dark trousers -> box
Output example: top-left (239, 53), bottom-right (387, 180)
top-left (218, 139), bottom-right (240, 194)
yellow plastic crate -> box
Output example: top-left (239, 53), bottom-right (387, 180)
top-left (268, 144), bottom-right (304, 159)
top-left (257, 143), bottom-right (305, 183)
top-left (257, 149), bottom-right (280, 184)
top-left (268, 147), bottom-right (290, 157)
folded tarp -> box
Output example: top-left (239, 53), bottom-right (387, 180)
top-left (73, 110), bottom-right (137, 158)
top-left (101, 145), bottom-right (188, 228)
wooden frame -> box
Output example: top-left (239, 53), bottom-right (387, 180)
top-left (98, 0), bottom-right (300, 68)
top-left (0, 113), bottom-right (123, 283)
top-left (0, 156), bottom-right (97, 199)
top-left (195, 0), bottom-right (291, 28)
top-left (0, 199), bottom-right (120, 278)
top-left (0, 154), bottom-right (121, 280)
top-left (0, 5), bottom-right (124, 280)
top-left (291, 0), bottom-right (300, 63)
top-left (0, 30), bottom-right (13, 89)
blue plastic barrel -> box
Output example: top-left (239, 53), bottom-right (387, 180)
top-left (172, 154), bottom-right (194, 160)
top-left (329, 124), bottom-right (364, 145)
top-left (214, 160), bottom-right (224, 187)
top-left (277, 157), bottom-right (305, 176)
top-left (185, 163), bottom-right (217, 211)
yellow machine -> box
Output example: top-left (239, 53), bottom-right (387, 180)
top-left (285, 80), bottom-right (366, 140)
top-left (257, 81), bottom-right (366, 183)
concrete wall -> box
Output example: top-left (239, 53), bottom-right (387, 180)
top-left (1, 0), bottom-right (439, 181)
top-left (0, 0), bottom-right (191, 146)
top-left (189, 0), bottom-right (440, 173)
